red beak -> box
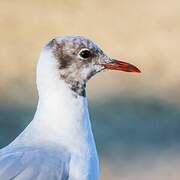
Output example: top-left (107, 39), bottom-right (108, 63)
top-left (103, 59), bottom-right (141, 73)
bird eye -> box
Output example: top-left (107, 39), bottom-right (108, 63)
top-left (79, 48), bottom-right (91, 59)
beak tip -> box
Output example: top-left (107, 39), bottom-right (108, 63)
top-left (133, 67), bottom-right (141, 73)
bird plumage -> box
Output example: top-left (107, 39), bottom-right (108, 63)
top-left (0, 147), bottom-right (70, 180)
top-left (0, 37), bottom-right (100, 180)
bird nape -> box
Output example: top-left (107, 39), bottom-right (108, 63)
top-left (0, 35), bottom-right (140, 180)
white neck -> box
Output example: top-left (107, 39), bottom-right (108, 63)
top-left (12, 49), bottom-right (99, 180)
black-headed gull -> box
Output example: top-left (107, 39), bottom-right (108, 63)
top-left (0, 36), bottom-right (140, 180)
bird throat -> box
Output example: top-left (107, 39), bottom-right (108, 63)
top-left (66, 79), bottom-right (86, 97)
top-left (57, 71), bottom-right (86, 97)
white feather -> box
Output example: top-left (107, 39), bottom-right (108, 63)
top-left (0, 47), bottom-right (99, 180)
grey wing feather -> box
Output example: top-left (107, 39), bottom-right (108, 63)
top-left (0, 147), bottom-right (70, 180)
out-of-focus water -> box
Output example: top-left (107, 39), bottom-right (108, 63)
top-left (2, 97), bottom-right (180, 152)
top-left (1, 97), bottom-right (180, 180)
top-left (90, 97), bottom-right (180, 157)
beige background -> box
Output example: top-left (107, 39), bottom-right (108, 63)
top-left (0, 0), bottom-right (180, 105)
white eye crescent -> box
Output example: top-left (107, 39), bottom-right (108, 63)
top-left (78, 48), bottom-right (92, 59)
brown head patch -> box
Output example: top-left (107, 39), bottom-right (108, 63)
top-left (45, 36), bottom-right (106, 97)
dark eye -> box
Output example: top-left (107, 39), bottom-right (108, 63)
top-left (79, 49), bottom-right (91, 59)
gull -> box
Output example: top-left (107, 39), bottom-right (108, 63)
top-left (0, 36), bottom-right (140, 180)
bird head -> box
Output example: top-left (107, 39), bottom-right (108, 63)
top-left (42, 36), bottom-right (140, 96)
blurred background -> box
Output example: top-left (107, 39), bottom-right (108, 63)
top-left (0, 0), bottom-right (180, 179)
